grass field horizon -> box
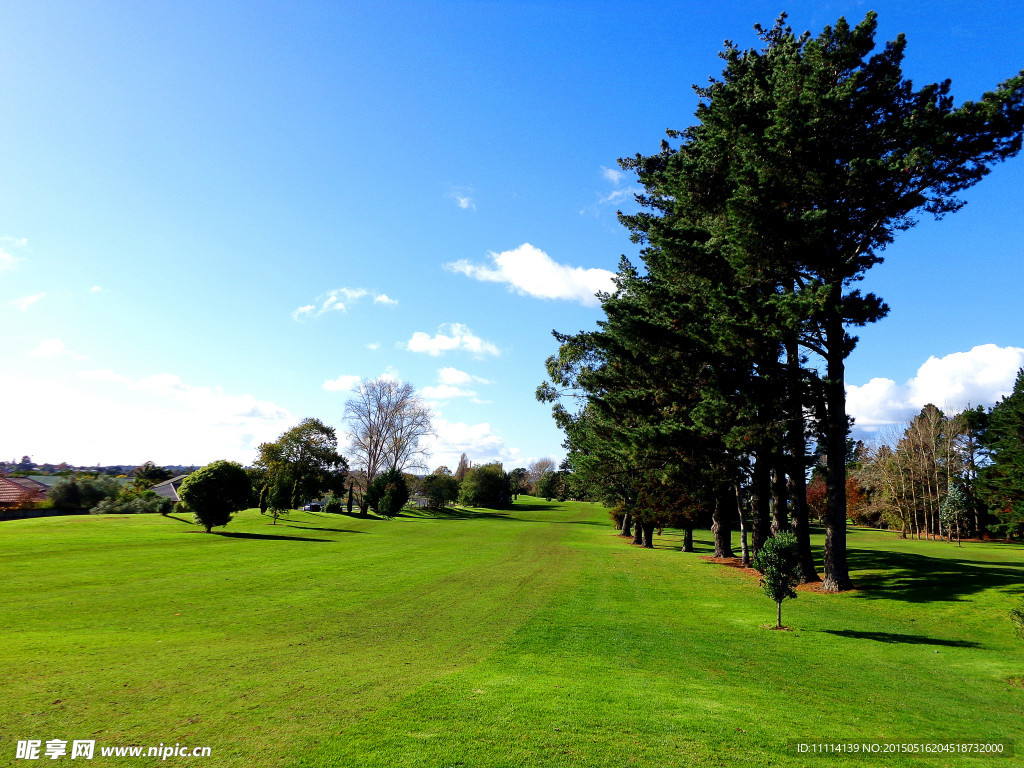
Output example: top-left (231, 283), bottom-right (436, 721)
top-left (3, 497), bottom-right (1022, 766)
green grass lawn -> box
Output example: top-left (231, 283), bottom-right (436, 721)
top-left (1, 498), bottom-right (1022, 767)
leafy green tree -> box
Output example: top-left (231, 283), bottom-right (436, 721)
top-left (256, 418), bottom-right (348, 510)
top-left (422, 471), bottom-right (460, 508)
top-left (178, 460), bottom-right (252, 533)
top-left (458, 463), bottom-right (511, 509)
top-left (535, 470), bottom-right (561, 501)
top-left (980, 369), bottom-right (1024, 539)
top-left (323, 491), bottom-right (343, 515)
top-left (508, 467), bottom-right (529, 499)
top-left (752, 531), bottom-right (803, 629)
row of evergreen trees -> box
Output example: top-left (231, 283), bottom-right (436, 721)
top-left (538, 13), bottom-right (1024, 590)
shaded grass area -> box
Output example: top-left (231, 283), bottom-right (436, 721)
top-left (1, 500), bottom-right (1022, 767)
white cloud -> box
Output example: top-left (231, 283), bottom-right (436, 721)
top-left (293, 287), bottom-right (396, 319)
top-left (366, 342), bottom-right (380, 351)
top-left (0, 368), bottom-right (295, 465)
top-left (324, 374), bottom-right (362, 392)
top-left (78, 369), bottom-right (130, 384)
top-left (14, 292), bottom-right (46, 311)
top-left (438, 367), bottom-right (492, 386)
top-left (455, 195), bottom-right (474, 210)
top-left (847, 344), bottom-right (1024, 432)
top-left (405, 323), bottom-right (500, 357)
top-left (28, 338), bottom-right (87, 360)
top-left (446, 243), bottom-right (614, 308)
top-left (91, 286), bottom-right (102, 292)
top-left (421, 418), bottom-right (521, 470)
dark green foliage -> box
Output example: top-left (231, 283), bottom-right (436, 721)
top-left (422, 472), bottom-right (460, 508)
top-left (134, 461), bottom-right (173, 485)
top-left (980, 369), bottom-right (1024, 539)
top-left (752, 532), bottom-right (802, 628)
top-left (91, 489), bottom-right (173, 515)
top-left (50, 475), bottom-right (121, 511)
top-left (458, 463), bottom-right (511, 509)
top-left (178, 460), bottom-right (252, 533)
top-left (535, 470), bottom-right (561, 501)
top-left (346, 483), bottom-right (354, 513)
top-left (366, 468), bottom-right (409, 518)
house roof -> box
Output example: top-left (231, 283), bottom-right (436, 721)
top-left (151, 474), bottom-right (190, 503)
top-left (0, 476), bottom-right (49, 505)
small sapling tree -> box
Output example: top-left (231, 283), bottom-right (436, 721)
top-left (178, 460), bottom-right (251, 533)
top-left (752, 531), bottom-right (803, 629)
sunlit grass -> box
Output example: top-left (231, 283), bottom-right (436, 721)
top-left (1, 499), bottom-right (1022, 766)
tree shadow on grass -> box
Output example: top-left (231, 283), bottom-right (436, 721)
top-left (846, 547), bottom-right (1024, 603)
top-left (281, 524), bottom-right (367, 534)
top-left (396, 507), bottom-right (516, 522)
top-left (192, 531), bottom-right (332, 542)
top-left (823, 629), bottom-right (980, 648)
top-left (163, 514), bottom-right (194, 524)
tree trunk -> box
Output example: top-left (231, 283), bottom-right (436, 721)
top-left (786, 335), bottom-right (820, 583)
top-left (822, 308), bottom-right (853, 592)
top-left (712, 492), bottom-right (734, 558)
top-left (751, 455), bottom-right (771, 555)
top-left (683, 526), bottom-right (694, 552)
top-left (633, 519), bottom-right (644, 546)
top-left (620, 510), bottom-right (632, 537)
top-left (641, 521), bottom-right (655, 549)
top-left (770, 465), bottom-right (789, 536)
top-left (735, 482), bottom-right (749, 566)
top-left (776, 600), bottom-right (782, 629)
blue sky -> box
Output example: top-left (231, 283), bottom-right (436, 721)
top-left (2, 0), bottom-right (1023, 468)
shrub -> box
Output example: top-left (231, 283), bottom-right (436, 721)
top-left (178, 460), bottom-right (251, 533)
top-left (323, 492), bottom-right (343, 515)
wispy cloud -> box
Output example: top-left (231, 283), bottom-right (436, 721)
top-left (14, 292), bottom-right (46, 311)
top-left (405, 323), bottom-right (500, 358)
top-left (847, 344), bottom-right (1024, 432)
top-left (366, 342), bottom-right (380, 350)
top-left (448, 186), bottom-right (476, 211)
top-left (601, 166), bottom-right (625, 185)
top-left (438, 367), bottom-right (492, 386)
top-left (0, 249), bottom-right (18, 272)
top-left (446, 243), bottom-right (614, 308)
top-left (293, 287), bottom-right (397, 319)
top-left (91, 286), bottom-right (102, 293)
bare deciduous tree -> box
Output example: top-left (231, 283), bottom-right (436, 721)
top-left (343, 378), bottom-right (434, 493)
